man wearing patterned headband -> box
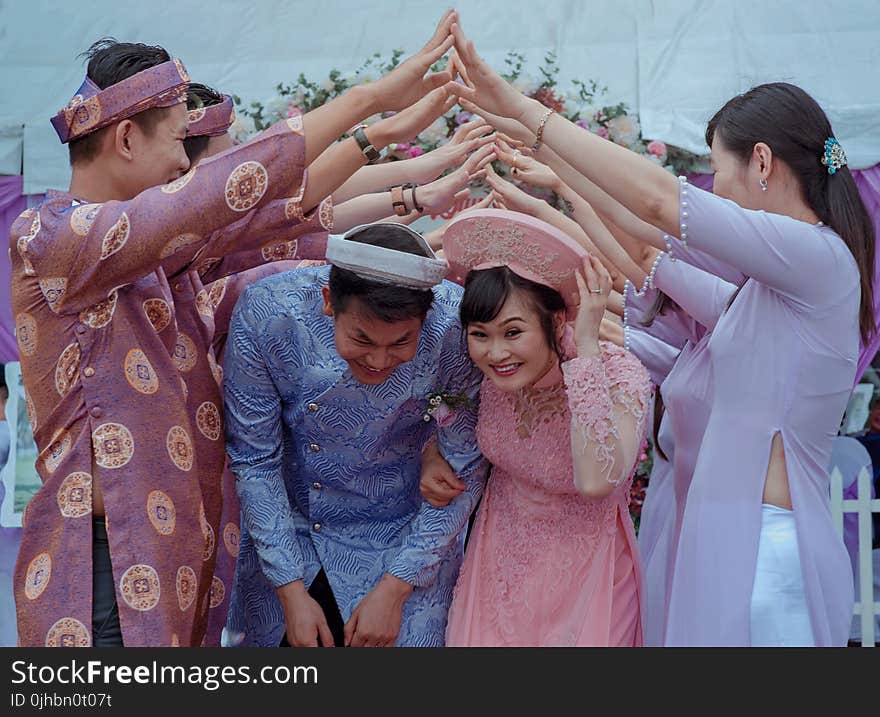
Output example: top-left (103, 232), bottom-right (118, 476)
top-left (10, 8), bottom-right (469, 647)
top-left (223, 223), bottom-right (486, 647)
top-left (184, 83), bottom-right (236, 163)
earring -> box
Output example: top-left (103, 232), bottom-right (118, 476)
top-left (759, 178), bottom-right (768, 192)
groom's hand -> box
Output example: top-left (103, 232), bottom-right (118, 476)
top-left (344, 574), bottom-right (413, 647)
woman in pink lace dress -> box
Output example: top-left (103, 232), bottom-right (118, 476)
top-left (425, 209), bottom-right (650, 646)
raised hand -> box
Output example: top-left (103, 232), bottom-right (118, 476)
top-left (405, 118), bottom-right (495, 184)
top-left (417, 142), bottom-right (496, 214)
top-left (449, 22), bottom-right (532, 120)
top-left (481, 162), bottom-right (547, 216)
top-left (369, 86), bottom-right (459, 147)
top-left (493, 138), bottom-right (560, 190)
top-left (368, 10), bottom-right (461, 112)
top-left (458, 98), bottom-right (535, 147)
top-left (573, 255), bottom-right (613, 356)
top-left (447, 116), bottom-right (492, 145)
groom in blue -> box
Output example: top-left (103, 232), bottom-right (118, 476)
top-left (223, 223), bottom-right (486, 646)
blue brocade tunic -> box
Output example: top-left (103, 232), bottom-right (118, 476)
top-left (222, 266), bottom-right (487, 646)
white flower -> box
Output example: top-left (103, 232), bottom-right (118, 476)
top-left (230, 114), bottom-right (256, 143)
top-left (264, 96), bottom-right (289, 122)
top-left (322, 77), bottom-right (336, 92)
top-left (512, 76), bottom-right (539, 95)
top-left (607, 114), bottom-right (641, 147)
top-left (418, 116), bottom-right (450, 146)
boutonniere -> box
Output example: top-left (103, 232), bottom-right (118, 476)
top-left (422, 390), bottom-right (475, 427)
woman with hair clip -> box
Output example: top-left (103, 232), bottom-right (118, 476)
top-left (452, 21), bottom-right (874, 645)
top-left (426, 209), bottom-right (651, 646)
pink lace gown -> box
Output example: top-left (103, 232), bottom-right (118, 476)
top-left (445, 343), bottom-right (651, 646)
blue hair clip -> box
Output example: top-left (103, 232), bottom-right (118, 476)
top-left (821, 137), bottom-right (847, 175)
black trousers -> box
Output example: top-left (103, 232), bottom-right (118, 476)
top-left (279, 569), bottom-right (345, 647)
top-left (92, 517), bottom-right (123, 647)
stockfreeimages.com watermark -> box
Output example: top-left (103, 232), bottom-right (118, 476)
top-left (11, 659), bottom-right (318, 693)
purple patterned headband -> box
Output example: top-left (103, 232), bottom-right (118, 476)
top-left (50, 59), bottom-right (189, 144)
top-left (186, 95), bottom-right (235, 138)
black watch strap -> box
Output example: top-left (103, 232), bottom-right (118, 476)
top-left (353, 126), bottom-right (381, 163)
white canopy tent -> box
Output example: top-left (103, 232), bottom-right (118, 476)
top-left (0, 0), bottom-right (879, 194)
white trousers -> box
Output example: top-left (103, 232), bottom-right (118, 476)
top-left (749, 504), bottom-right (815, 647)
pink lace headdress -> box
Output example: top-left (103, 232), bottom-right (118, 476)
top-left (186, 95), bottom-right (235, 138)
top-left (443, 208), bottom-right (589, 314)
top-left (51, 59), bottom-right (190, 144)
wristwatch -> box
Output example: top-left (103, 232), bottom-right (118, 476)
top-left (352, 125), bottom-right (381, 164)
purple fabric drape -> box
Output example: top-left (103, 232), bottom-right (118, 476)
top-left (0, 176), bottom-right (38, 362)
top-left (853, 168), bottom-right (880, 378)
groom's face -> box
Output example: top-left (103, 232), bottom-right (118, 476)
top-left (323, 290), bottom-right (423, 385)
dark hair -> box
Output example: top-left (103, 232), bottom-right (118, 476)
top-left (459, 266), bottom-right (566, 358)
top-left (183, 82), bottom-right (225, 162)
top-left (651, 388), bottom-right (668, 463)
top-left (706, 82), bottom-right (875, 343)
top-left (69, 38), bottom-right (173, 166)
top-left (328, 226), bottom-right (435, 322)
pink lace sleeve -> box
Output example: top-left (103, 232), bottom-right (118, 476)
top-left (562, 343), bottom-right (651, 486)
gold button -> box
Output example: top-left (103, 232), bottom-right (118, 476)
top-left (83, 367), bottom-right (95, 377)
top-left (309, 443), bottom-right (320, 453)
top-left (307, 403), bottom-right (319, 412)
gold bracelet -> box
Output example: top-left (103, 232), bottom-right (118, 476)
top-left (531, 107), bottom-right (555, 153)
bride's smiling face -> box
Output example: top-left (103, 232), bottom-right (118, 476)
top-left (466, 289), bottom-right (560, 393)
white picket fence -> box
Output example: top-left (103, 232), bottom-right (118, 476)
top-left (830, 466), bottom-right (880, 647)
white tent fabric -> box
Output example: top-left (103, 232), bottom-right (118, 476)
top-left (1, 0), bottom-right (879, 194)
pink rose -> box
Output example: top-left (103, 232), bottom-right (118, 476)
top-left (431, 403), bottom-right (456, 427)
top-left (575, 119), bottom-right (590, 130)
top-left (596, 127), bottom-right (609, 140)
top-left (407, 146), bottom-right (425, 159)
top-left (455, 111), bottom-right (474, 125)
top-left (647, 140), bottom-right (667, 158)
top-left (395, 142), bottom-right (411, 153)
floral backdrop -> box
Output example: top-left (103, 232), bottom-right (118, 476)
top-left (233, 51), bottom-right (695, 530)
top-left (232, 50), bottom-right (709, 176)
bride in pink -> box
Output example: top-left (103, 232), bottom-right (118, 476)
top-left (423, 209), bottom-right (650, 646)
